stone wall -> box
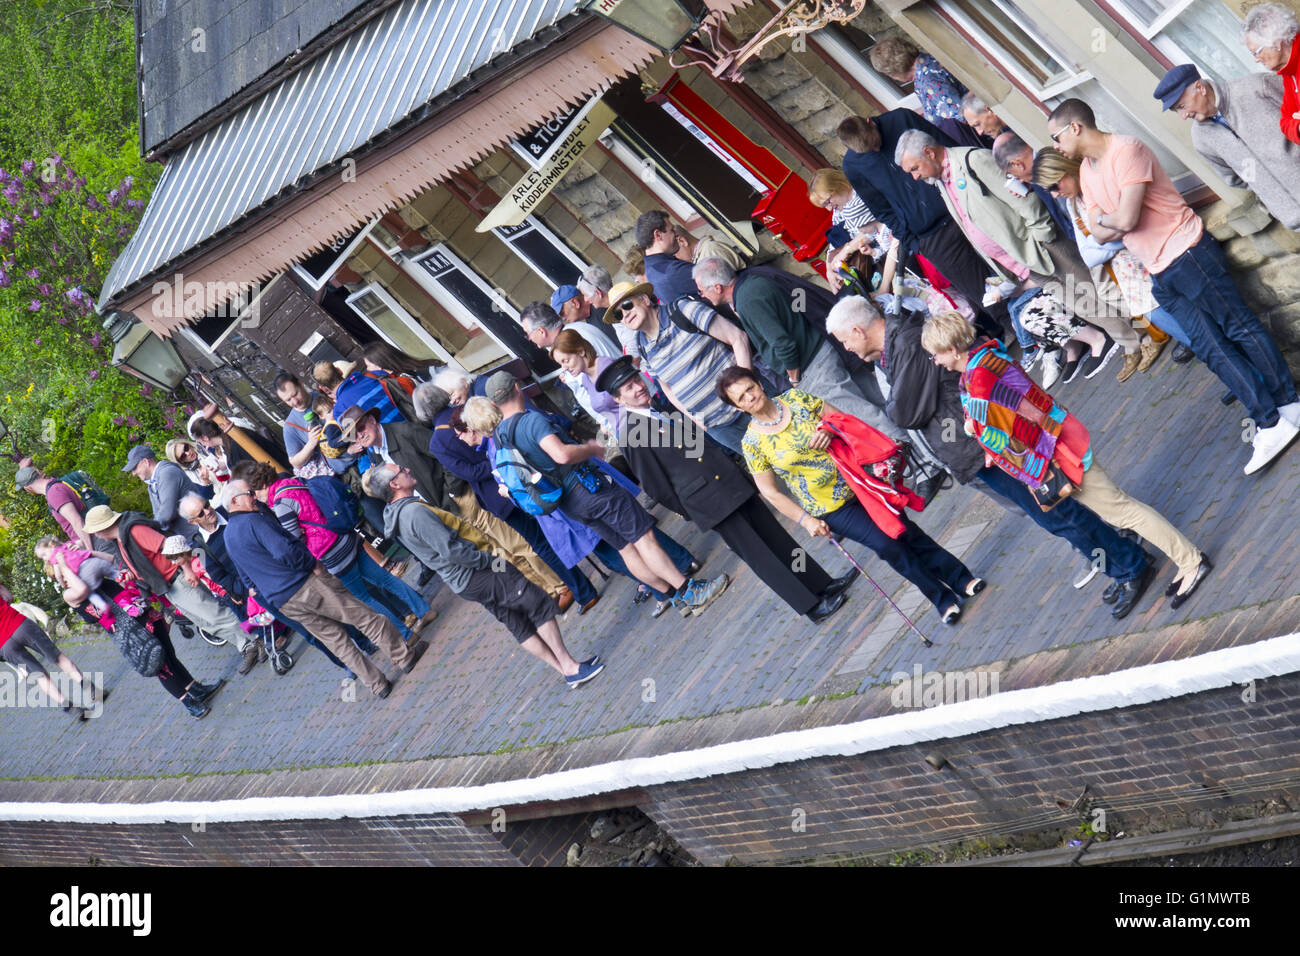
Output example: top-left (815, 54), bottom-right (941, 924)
top-left (638, 673), bottom-right (1300, 866)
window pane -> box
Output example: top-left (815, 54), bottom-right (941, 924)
top-left (349, 291), bottom-right (441, 361)
top-left (510, 231), bottom-right (583, 288)
top-left (946, 0), bottom-right (1070, 88)
top-left (1158, 0), bottom-right (1263, 85)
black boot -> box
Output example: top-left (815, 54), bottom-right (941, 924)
top-left (190, 678), bottom-right (225, 703)
top-left (182, 692), bottom-right (210, 719)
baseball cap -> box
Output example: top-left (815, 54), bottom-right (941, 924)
top-left (122, 444), bottom-right (156, 473)
top-left (14, 466), bottom-right (40, 489)
top-left (483, 371), bottom-right (518, 404)
top-left (550, 284), bottom-right (582, 313)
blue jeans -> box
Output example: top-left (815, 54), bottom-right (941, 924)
top-left (593, 528), bottom-right (695, 601)
top-left (1150, 232), bottom-right (1297, 428)
top-left (976, 466), bottom-right (1147, 583)
top-left (334, 549), bottom-right (429, 637)
top-left (821, 498), bottom-right (974, 612)
top-left (1147, 306), bottom-right (1190, 348)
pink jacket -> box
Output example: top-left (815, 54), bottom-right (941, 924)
top-left (267, 478), bottom-right (338, 559)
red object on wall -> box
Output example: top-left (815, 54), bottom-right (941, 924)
top-left (753, 173), bottom-right (831, 275)
top-left (649, 74), bottom-right (829, 272)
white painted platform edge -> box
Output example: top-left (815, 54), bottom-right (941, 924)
top-left (3, 632), bottom-right (1296, 825)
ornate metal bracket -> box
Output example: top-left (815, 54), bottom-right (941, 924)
top-left (669, 0), bottom-right (868, 82)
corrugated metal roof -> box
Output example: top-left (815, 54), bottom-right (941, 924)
top-left (101, 0), bottom-right (581, 310)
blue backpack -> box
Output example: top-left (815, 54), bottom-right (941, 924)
top-left (281, 476), bottom-right (360, 533)
top-left (494, 416), bottom-right (563, 516)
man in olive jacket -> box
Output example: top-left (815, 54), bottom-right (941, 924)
top-left (893, 131), bottom-right (1143, 369)
top-left (597, 356), bottom-right (853, 624)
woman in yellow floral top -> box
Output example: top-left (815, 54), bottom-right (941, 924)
top-left (718, 367), bottom-right (983, 624)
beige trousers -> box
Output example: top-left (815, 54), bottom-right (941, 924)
top-left (1071, 462), bottom-right (1202, 582)
top-left (452, 489), bottom-right (564, 597)
top-left (280, 570), bottom-right (415, 695)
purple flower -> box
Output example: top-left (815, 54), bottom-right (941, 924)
top-left (84, 195), bottom-right (103, 212)
top-left (139, 385), bottom-right (154, 398)
top-left (88, 369), bottom-right (99, 380)
top-left (3, 183), bottom-right (20, 203)
top-left (25, 267), bottom-right (38, 280)
top-left (0, 271), bottom-right (8, 289)
top-left (112, 416), bottom-right (125, 426)
top-left (20, 160), bottom-right (35, 177)
top-left (54, 314), bottom-right (69, 326)
top-left (88, 331), bottom-right (103, 348)
top-left (107, 189), bottom-right (120, 205)
top-left (28, 299), bottom-right (41, 311)
top-left (37, 283), bottom-right (52, 296)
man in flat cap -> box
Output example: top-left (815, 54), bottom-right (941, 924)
top-left (1156, 62), bottom-right (1300, 230)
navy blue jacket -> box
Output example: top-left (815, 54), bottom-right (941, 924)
top-left (840, 109), bottom-right (956, 254)
top-left (1030, 183), bottom-right (1075, 236)
top-left (224, 507), bottom-right (317, 607)
top-left (428, 406), bottom-right (516, 521)
top-left (644, 252), bottom-right (698, 307)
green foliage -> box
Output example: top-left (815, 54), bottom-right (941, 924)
top-left (0, 0), bottom-right (187, 604)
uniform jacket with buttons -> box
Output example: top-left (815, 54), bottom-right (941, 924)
top-left (618, 407), bottom-right (755, 530)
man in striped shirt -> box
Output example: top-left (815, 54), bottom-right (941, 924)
top-left (603, 280), bottom-right (753, 454)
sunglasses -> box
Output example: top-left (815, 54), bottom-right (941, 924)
top-left (1048, 123), bottom-right (1071, 144)
top-left (617, 299), bottom-right (637, 314)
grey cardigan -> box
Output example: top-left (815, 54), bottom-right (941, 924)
top-left (1193, 75), bottom-right (1300, 230)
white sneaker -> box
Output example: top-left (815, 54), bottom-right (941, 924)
top-left (1039, 350), bottom-right (1063, 389)
top-left (1244, 419), bottom-right (1300, 475)
top-left (1277, 401), bottom-right (1300, 429)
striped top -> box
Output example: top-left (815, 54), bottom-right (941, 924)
top-left (633, 302), bottom-right (746, 430)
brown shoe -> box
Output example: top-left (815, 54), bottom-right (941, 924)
top-left (401, 640), bottom-right (429, 674)
top-left (1137, 335), bottom-right (1165, 372)
top-left (238, 643), bottom-right (260, 675)
top-left (414, 608), bottom-right (439, 632)
top-left (554, 587), bottom-right (574, 613)
top-left (1116, 351), bottom-right (1142, 383)
top-left (403, 613), bottom-right (418, 631)
top-left (273, 633), bottom-right (290, 652)
top-left (577, 595), bottom-right (601, 615)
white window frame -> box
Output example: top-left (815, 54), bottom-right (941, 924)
top-left (400, 244), bottom-right (535, 375)
top-left (935, 0), bottom-right (1094, 99)
top-left (492, 216), bottom-right (588, 290)
top-left (1101, 0), bottom-right (1265, 77)
top-left (291, 219), bottom-right (379, 292)
top-left (344, 282), bottom-right (459, 369)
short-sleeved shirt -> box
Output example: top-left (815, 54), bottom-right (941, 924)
top-left (496, 410), bottom-right (582, 494)
top-left (1079, 135), bottom-right (1202, 275)
top-left (635, 303), bottom-right (747, 430)
top-left (741, 390), bottom-right (851, 517)
top-left (45, 481), bottom-right (83, 539)
top-left (128, 525), bottom-right (180, 585)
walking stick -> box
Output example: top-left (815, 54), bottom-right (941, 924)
top-left (827, 537), bottom-right (934, 647)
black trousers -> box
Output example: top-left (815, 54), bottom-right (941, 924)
top-left (915, 220), bottom-right (1009, 337)
top-left (714, 496), bottom-right (834, 615)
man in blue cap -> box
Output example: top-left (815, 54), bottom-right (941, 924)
top-left (123, 444), bottom-right (210, 538)
top-left (1155, 62), bottom-right (1300, 230)
top-left (552, 283), bottom-right (620, 351)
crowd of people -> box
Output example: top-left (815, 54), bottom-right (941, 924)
top-left (4, 15), bottom-right (1298, 724)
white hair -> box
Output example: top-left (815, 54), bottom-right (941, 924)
top-left (368, 462), bottom-right (401, 503)
top-left (433, 369), bottom-right (473, 394)
top-left (961, 90), bottom-right (989, 115)
top-left (895, 128), bottom-right (941, 165)
top-left (826, 295), bottom-right (884, 339)
top-left (1243, 2), bottom-right (1298, 48)
top-left (577, 264), bottom-right (612, 296)
top-left (179, 493), bottom-right (208, 520)
top-left (222, 480), bottom-right (249, 512)
top-left (692, 256), bottom-right (736, 289)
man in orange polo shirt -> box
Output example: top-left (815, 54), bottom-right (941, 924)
top-left (1049, 97), bottom-right (1300, 476)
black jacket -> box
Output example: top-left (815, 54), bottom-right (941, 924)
top-left (619, 410), bottom-right (754, 530)
top-left (840, 109), bottom-right (956, 254)
top-left (372, 421), bottom-right (467, 511)
top-left (115, 512), bottom-right (172, 597)
top-left (879, 309), bottom-right (986, 484)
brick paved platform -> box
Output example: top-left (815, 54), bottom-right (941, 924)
top-left (2, 348), bottom-right (1297, 805)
